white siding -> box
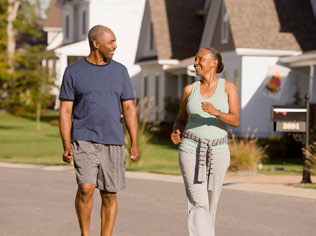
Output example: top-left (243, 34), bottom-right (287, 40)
top-left (219, 51), bottom-right (242, 135)
top-left (240, 56), bottom-right (296, 137)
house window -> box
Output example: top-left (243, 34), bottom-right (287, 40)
top-left (82, 11), bottom-right (86, 35)
top-left (65, 15), bottom-right (70, 39)
top-left (221, 4), bottom-right (229, 44)
top-left (144, 76), bottom-right (148, 97)
top-left (150, 22), bottom-right (154, 50)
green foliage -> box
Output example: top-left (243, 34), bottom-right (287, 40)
top-left (11, 45), bottom-right (56, 111)
top-left (0, 1), bottom-right (9, 86)
top-left (0, 0), bottom-right (51, 111)
top-left (303, 142), bottom-right (316, 176)
top-left (124, 98), bottom-right (155, 166)
top-left (14, 0), bottom-right (43, 39)
top-left (229, 128), bottom-right (268, 172)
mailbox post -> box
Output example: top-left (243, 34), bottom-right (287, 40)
top-left (302, 95), bottom-right (312, 183)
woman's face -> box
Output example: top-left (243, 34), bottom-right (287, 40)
top-left (194, 49), bottom-right (216, 76)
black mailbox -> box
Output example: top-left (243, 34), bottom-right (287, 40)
top-left (271, 105), bottom-right (306, 132)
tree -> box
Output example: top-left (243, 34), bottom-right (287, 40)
top-left (7, 0), bottom-right (20, 73)
top-left (0, 0), bottom-right (55, 130)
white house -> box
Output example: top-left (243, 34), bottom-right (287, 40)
top-left (44, 0), bottom-right (146, 107)
top-left (135, 0), bottom-right (206, 121)
top-left (43, 0), bottom-right (63, 105)
top-left (136, 0), bottom-right (316, 138)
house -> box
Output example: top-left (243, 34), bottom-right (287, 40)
top-left (43, 0), bottom-right (63, 106)
top-left (44, 0), bottom-right (146, 107)
top-left (135, 0), bottom-right (206, 121)
top-left (135, 0), bottom-right (316, 137)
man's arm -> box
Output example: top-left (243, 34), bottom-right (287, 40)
top-left (59, 101), bottom-right (74, 163)
top-left (121, 100), bottom-right (140, 161)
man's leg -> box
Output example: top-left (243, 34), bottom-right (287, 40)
top-left (75, 183), bottom-right (96, 236)
top-left (100, 191), bottom-right (118, 236)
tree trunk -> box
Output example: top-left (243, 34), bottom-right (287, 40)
top-left (7, 0), bottom-right (20, 73)
top-left (36, 102), bottom-right (41, 131)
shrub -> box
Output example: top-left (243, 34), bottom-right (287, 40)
top-left (302, 142), bottom-right (316, 175)
top-left (229, 128), bottom-right (268, 172)
top-left (50, 119), bottom-right (59, 127)
top-left (124, 97), bottom-right (154, 166)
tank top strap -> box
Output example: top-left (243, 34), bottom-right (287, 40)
top-left (217, 78), bottom-right (226, 94)
top-left (189, 81), bottom-right (200, 97)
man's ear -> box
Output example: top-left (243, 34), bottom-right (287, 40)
top-left (92, 40), bottom-right (100, 49)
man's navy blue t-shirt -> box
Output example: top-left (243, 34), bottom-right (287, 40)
top-left (59, 58), bottom-right (135, 145)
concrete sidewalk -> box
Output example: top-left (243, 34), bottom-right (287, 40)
top-left (0, 162), bottom-right (315, 200)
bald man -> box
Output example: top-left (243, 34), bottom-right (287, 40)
top-left (59, 25), bottom-right (140, 236)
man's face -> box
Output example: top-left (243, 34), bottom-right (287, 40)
top-left (97, 30), bottom-right (117, 60)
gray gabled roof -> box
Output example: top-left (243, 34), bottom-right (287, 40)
top-left (224, 0), bottom-right (316, 51)
top-left (138, 0), bottom-right (205, 62)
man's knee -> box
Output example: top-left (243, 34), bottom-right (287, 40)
top-left (100, 191), bottom-right (117, 206)
top-left (77, 184), bottom-right (95, 200)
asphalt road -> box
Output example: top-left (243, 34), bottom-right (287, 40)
top-left (0, 166), bottom-right (316, 236)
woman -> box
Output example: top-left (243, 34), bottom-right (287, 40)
top-left (171, 48), bottom-right (240, 236)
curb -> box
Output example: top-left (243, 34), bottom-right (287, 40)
top-left (1, 162), bottom-right (315, 200)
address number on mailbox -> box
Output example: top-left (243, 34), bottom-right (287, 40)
top-left (276, 121), bottom-right (306, 133)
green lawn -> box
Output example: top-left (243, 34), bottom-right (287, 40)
top-left (0, 111), bottom-right (181, 173)
top-left (0, 111), bottom-right (314, 177)
top-left (258, 163), bottom-right (304, 176)
top-left (0, 111), bottom-right (63, 165)
top-left (126, 140), bottom-right (180, 175)
top-left (292, 184), bottom-right (316, 189)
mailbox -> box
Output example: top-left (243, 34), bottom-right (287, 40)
top-left (271, 105), bottom-right (306, 132)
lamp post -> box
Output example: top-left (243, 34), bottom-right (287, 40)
top-left (301, 94), bottom-right (312, 183)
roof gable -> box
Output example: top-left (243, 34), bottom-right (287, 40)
top-left (201, 0), bottom-right (316, 52)
top-left (44, 0), bottom-right (62, 29)
top-left (136, 0), bottom-right (205, 62)
top-left (225, 0), bottom-right (300, 51)
top-left (135, 0), bottom-right (159, 62)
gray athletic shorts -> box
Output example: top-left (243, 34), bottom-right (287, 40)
top-left (71, 141), bottom-right (126, 192)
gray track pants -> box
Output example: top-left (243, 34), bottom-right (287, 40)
top-left (178, 147), bottom-right (230, 236)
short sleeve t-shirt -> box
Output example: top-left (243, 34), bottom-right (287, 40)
top-left (59, 57), bottom-right (135, 145)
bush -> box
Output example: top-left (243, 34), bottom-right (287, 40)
top-left (229, 128), bottom-right (268, 172)
top-left (124, 98), bottom-right (154, 166)
top-left (302, 142), bottom-right (316, 176)
top-left (50, 119), bottom-right (59, 127)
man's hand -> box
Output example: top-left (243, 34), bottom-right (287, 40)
top-left (130, 146), bottom-right (140, 162)
top-left (201, 102), bottom-right (220, 117)
top-left (171, 129), bottom-right (181, 144)
top-left (62, 148), bottom-right (73, 164)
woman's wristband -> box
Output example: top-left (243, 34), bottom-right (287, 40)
top-left (216, 110), bottom-right (222, 118)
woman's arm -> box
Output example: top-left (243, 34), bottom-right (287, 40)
top-left (171, 84), bottom-right (193, 144)
top-left (201, 81), bottom-right (240, 127)
top-left (220, 81), bottom-right (240, 127)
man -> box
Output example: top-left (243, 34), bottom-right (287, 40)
top-left (59, 25), bottom-right (140, 236)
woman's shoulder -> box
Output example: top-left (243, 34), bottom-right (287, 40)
top-left (183, 81), bottom-right (199, 97)
top-left (223, 80), bottom-right (237, 94)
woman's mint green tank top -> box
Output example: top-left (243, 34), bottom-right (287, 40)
top-left (180, 78), bottom-right (229, 154)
